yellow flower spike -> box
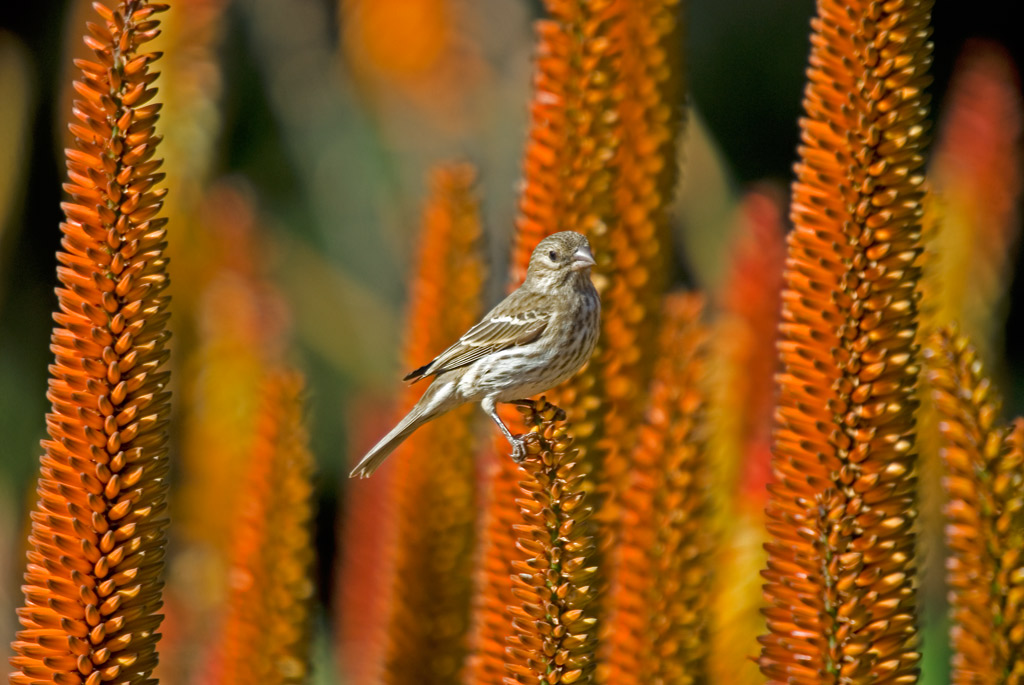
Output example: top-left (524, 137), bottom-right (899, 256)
top-left (923, 328), bottom-right (1024, 683)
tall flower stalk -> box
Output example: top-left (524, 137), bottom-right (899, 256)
top-left (760, 0), bottom-right (933, 681)
top-left (505, 399), bottom-right (599, 685)
top-left (216, 370), bottom-right (315, 685)
top-left (709, 188), bottom-right (787, 505)
top-left (9, 2), bottom-right (172, 683)
top-left (379, 164), bottom-right (485, 684)
top-left (166, 181), bottom-right (290, 682)
top-left (598, 0), bottom-right (687, 502)
top-left (708, 188), bottom-right (786, 685)
top-left (512, 0), bottom-right (687, 484)
top-left (470, 2), bottom-right (624, 671)
top-left (921, 41), bottom-right (1023, 358)
top-left (337, 398), bottom-right (395, 685)
top-left (509, 0), bottom-right (622, 501)
top-left (463, 451), bottom-right (525, 684)
top-left (923, 328), bottom-right (1024, 683)
top-left (176, 182), bottom-right (289, 557)
top-left (605, 293), bottom-right (711, 684)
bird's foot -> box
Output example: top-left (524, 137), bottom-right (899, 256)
top-left (510, 432), bottom-right (540, 463)
top-left (511, 436), bottom-right (527, 463)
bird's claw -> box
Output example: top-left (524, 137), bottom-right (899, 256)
top-left (510, 432), bottom-right (539, 463)
top-left (511, 437), bottom-right (527, 463)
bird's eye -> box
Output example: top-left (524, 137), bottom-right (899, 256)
top-left (548, 250), bottom-right (558, 262)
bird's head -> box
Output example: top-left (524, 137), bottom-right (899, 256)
top-left (525, 231), bottom-right (596, 289)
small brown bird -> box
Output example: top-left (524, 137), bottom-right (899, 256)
top-left (350, 231), bottom-right (600, 478)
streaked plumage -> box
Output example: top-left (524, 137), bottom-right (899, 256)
top-left (350, 231), bottom-right (600, 478)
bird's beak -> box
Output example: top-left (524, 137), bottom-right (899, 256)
top-left (572, 245), bottom-right (596, 270)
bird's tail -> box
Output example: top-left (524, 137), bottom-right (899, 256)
top-left (348, 381), bottom-right (455, 478)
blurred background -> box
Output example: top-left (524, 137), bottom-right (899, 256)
top-left (1, 0), bottom-right (1022, 682)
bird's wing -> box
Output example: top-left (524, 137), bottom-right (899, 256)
top-left (404, 305), bottom-right (549, 381)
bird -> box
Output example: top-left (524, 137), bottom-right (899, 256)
top-left (349, 230), bottom-right (600, 478)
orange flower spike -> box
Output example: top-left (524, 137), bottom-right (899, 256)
top-left (397, 164), bottom-right (486, 401)
top-left (923, 41), bottom-right (1023, 354)
top-left (511, 0), bottom-right (621, 285)
top-left (760, 1), bottom-right (933, 682)
top-left (463, 454), bottom-right (527, 685)
top-left (599, 0), bottom-right (686, 508)
top-left (923, 329), bottom-right (1024, 683)
top-left (605, 293), bottom-right (711, 684)
top-left (9, 2), bottom-right (173, 684)
top-left (506, 398), bottom-right (599, 685)
top-left (509, 0), bottom-right (620, 544)
top-left (176, 183), bottom-right (289, 557)
top-left (217, 371), bottom-right (316, 685)
top-left (380, 163), bottom-right (485, 684)
top-left (337, 412), bottom-right (394, 685)
top-left (998, 422), bottom-right (1024, 684)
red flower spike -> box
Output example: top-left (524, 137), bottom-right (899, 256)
top-left (708, 188), bottom-right (787, 684)
top-left (922, 41), bottom-right (1024, 357)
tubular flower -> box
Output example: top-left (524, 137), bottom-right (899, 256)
top-left (380, 164), bottom-right (485, 684)
top-left (9, 2), bottom-right (173, 683)
top-left (597, 0), bottom-right (686, 500)
top-left (605, 293), bottom-right (711, 684)
top-left (216, 370), bottom-right (316, 685)
top-left (760, 1), bottom-right (933, 682)
top-left (923, 329), bottom-right (1024, 683)
top-left (915, 44), bottom-right (1023, 661)
top-left (505, 399), bottom-right (599, 685)
top-left (922, 41), bottom-right (1023, 357)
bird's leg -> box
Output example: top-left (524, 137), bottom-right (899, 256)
top-left (482, 398), bottom-right (527, 462)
